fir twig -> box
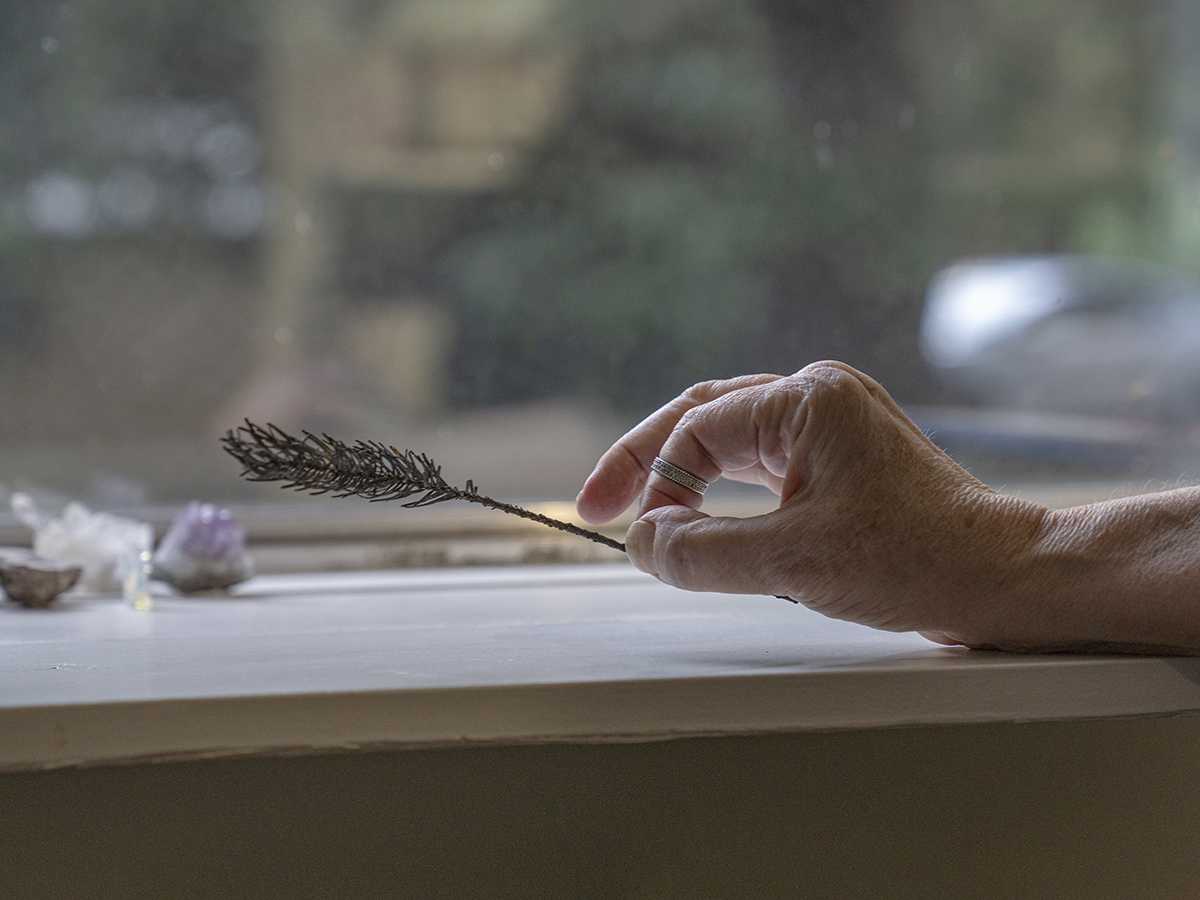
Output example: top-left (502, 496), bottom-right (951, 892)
top-left (221, 421), bottom-right (799, 604)
top-left (220, 421), bottom-right (626, 553)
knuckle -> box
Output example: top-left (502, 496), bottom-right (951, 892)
top-left (679, 374), bottom-right (780, 408)
top-left (614, 440), bottom-right (648, 477)
top-left (753, 377), bottom-right (802, 416)
top-left (660, 526), bottom-right (701, 589)
top-left (739, 372), bottom-right (784, 387)
top-left (803, 362), bottom-right (869, 405)
top-left (783, 363), bottom-right (873, 447)
top-left (799, 359), bottom-right (856, 381)
top-left (681, 380), bottom-right (721, 403)
top-left (675, 404), bottom-right (708, 432)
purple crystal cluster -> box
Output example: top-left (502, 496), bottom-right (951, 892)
top-left (152, 502), bottom-right (254, 593)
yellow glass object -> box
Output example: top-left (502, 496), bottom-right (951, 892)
top-left (123, 549), bottom-right (154, 612)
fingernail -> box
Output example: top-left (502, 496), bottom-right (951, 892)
top-left (625, 519), bottom-right (657, 576)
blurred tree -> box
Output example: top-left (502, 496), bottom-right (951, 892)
top-left (336, 0), bottom-right (1160, 415)
top-left (423, 0), bottom-right (935, 411)
top-left (0, 0), bottom-right (263, 440)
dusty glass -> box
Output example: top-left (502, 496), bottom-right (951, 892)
top-left (1, 0), bottom-right (1197, 524)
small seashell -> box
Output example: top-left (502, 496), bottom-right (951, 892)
top-left (0, 549), bottom-right (83, 609)
top-left (152, 502), bottom-right (254, 594)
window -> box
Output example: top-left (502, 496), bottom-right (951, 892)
top-left (2, 1), bottom-right (1197, 541)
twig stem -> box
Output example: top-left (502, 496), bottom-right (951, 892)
top-left (463, 493), bottom-right (626, 552)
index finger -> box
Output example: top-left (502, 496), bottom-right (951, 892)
top-left (576, 373), bottom-right (783, 524)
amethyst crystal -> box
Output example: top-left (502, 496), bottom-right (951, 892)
top-left (152, 502), bottom-right (254, 594)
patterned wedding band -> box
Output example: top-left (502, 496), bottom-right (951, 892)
top-left (650, 456), bottom-right (709, 496)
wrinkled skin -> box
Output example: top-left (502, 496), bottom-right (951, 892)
top-left (578, 361), bottom-right (1200, 653)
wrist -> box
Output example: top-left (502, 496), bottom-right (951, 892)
top-left (938, 492), bottom-right (1059, 650)
top-left (951, 496), bottom-right (1200, 653)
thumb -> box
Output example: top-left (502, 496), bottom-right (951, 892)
top-left (625, 505), bottom-right (784, 595)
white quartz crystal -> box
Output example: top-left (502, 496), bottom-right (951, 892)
top-left (11, 493), bottom-right (153, 594)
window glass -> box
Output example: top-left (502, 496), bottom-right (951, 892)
top-left (2, 0), bottom-right (1196, 516)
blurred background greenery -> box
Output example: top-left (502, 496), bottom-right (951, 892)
top-left (0, 0), bottom-right (1195, 507)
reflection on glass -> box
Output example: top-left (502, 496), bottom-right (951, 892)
top-left (0, 1), bottom-right (1196, 511)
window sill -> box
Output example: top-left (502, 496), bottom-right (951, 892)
top-left (0, 480), bottom-right (1169, 568)
top-left (3, 564), bottom-right (1200, 772)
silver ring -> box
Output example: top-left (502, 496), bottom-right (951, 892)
top-left (650, 456), bottom-right (709, 495)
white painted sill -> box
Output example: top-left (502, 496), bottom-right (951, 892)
top-left (3, 563), bottom-right (1200, 773)
top-left (0, 481), bottom-right (1163, 572)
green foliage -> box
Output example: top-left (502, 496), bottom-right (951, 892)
top-left (432, 0), bottom-right (933, 411)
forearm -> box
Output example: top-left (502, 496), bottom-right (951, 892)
top-left (994, 488), bottom-right (1200, 653)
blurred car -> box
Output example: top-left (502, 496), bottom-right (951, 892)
top-left (915, 255), bottom-right (1200, 476)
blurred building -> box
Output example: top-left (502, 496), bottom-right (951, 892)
top-left (0, 0), bottom-right (1190, 500)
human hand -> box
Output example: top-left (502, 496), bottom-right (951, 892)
top-left (576, 362), bottom-right (1049, 646)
